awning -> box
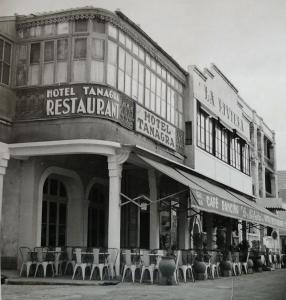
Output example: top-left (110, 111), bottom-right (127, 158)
top-left (138, 155), bottom-right (286, 230)
top-left (256, 198), bottom-right (286, 211)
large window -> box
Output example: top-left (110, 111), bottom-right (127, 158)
top-left (197, 103), bottom-right (250, 175)
top-left (197, 106), bottom-right (213, 154)
top-left (41, 177), bottom-right (67, 247)
top-left (16, 21), bottom-right (185, 130)
top-left (0, 39), bottom-right (11, 85)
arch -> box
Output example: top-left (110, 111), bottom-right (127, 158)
top-left (37, 166), bottom-right (84, 246)
top-left (86, 177), bottom-right (108, 248)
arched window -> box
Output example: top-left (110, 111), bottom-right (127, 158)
top-left (87, 183), bottom-right (107, 247)
top-left (41, 177), bottom-right (68, 247)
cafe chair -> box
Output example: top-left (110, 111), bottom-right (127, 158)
top-left (105, 248), bottom-right (119, 279)
top-left (178, 250), bottom-right (195, 282)
top-left (34, 247), bottom-right (55, 278)
top-left (90, 248), bottom-right (105, 280)
top-left (19, 247), bottom-right (36, 277)
top-left (64, 247), bottom-right (76, 275)
top-left (122, 249), bottom-right (141, 283)
top-left (72, 248), bottom-right (90, 280)
top-left (140, 250), bottom-right (155, 284)
top-left (241, 251), bottom-right (250, 274)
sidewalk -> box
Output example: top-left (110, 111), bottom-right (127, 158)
top-left (2, 269), bottom-right (286, 300)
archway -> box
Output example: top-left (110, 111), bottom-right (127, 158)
top-left (87, 183), bottom-right (108, 247)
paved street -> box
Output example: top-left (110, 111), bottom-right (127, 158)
top-left (2, 269), bottom-right (286, 300)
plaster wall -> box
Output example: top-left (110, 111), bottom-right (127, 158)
top-left (195, 147), bottom-right (252, 195)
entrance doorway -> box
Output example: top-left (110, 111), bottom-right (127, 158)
top-left (87, 183), bottom-right (107, 247)
top-left (41, 176), bottom-right (68, 247)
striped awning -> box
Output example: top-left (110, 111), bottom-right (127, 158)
top-left (257, 198), bottom-right (286, 211)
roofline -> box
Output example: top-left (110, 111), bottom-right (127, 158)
top-left (115, 10), bottom-right (188, 77)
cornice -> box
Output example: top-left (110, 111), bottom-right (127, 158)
top-left (15, 8), bottom-right (187, 84)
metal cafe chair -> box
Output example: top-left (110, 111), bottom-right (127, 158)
top-left (19, 247), bottom-right (37, 277)
top-left (140, 249), bottom-right (155, 284)
top-left (178, 249), bottom-right (195, 282)
top-left (105, 248), bottom-right (119, 279)
top-left (34, 247), bottom-right (55, 278)
top-left (64, 246), bottom-right (76, 275)
top-left (121, 249), bottom-right (141, 283)
top-left (89, 248), bottom-right (106, 280)
top-left (72, 248), bottom-right (90, 280)
top-left (232, 252), bottom-right (241, 276)
top-left (208, 251), bottom-right (220, 279)
top-left (241, 251), bottom-right (250, 274)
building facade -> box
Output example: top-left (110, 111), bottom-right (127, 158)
top-left (0, 7), bottom-right (285, 272)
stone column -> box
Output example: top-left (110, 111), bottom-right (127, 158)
top-left (0, 142), bottom-right (9, 226)
top-left (178, 199), bottom-right (189, 249)
top-left (148, 169), bottom-right (160, 249)
top-left (252, 122), bottom-right (259, 197)
top-left (206, 213), bottom-right (214, 249)
top-left (271, 131), bottom-right (279, 198)
top-left (0, 143), bottom-right (9, 300)
top-left (260, 131), bottom-right (266, 197)
top-left (226, 218), bottom-right (232, 247)
top-left (107, 150), bottom-right (129, 277)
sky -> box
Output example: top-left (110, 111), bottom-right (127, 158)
top-left (1, 0), bottom-right (286, 169)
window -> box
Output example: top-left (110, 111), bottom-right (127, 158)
top-left (90, 38), bottom-right (105, 83)
top-left (185, 121), bottom-right (192, 145)
top-left (16, 44), bottom-right (28, 86)
top-left (108, 24), bottom-right (117, 39)
top-left (107, 40), bottom-right (117, 87)
top-left (43, 41), bottom-right (54, 85)
top-left (29, 42), bottom-right (40, 85)
top-left (242, 143), bottom-right (250, 175)
top-left (57, 22), bottom-right (69, 35)
top-left (56, 39), bottom-right (68, 83)
top-left (92, 20), bottom-right (105, 33)
top-left (75, 20), bottom-right (88, 32)
top-left (0, 39), bottom-right (11, 85)
top-left (73, 38), bottom-right (87, 82)
top-left (197, 102), bottom-right (249, 175)
top-left (41, 177), bottom-right (67, 247)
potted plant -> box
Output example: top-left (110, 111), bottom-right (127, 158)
top-left (193, 232), bottom-right (207, 280)
top-left (158, 244), bottom-right (176, 285)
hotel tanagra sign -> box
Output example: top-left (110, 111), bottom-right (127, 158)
top-left (15, 84), bottom-right (184, 153)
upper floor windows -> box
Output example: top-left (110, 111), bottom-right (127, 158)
top-left (0, 38), bottom-right (12, 85)
top-left (197, 104), bottom-right (250, 175)
top-left (15, 21), bottom-right (184, 129)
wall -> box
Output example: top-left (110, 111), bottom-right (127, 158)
top-left (195, 147), bottom-right (252, 195)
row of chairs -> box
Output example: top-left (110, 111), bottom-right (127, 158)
top-left (120, 249), bottom-right (195, 284)
top-left (19, 246), bottom-right (118, 280)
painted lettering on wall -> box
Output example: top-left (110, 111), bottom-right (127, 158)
top-left (45, 85), bottom-right (120, 120)
top-left (136, 105), bottom-right (176, 150)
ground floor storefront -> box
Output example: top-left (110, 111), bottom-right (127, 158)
top-left (0, 140), bottom-right (286, 274)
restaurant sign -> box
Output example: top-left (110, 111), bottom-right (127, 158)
top-left (46, 85), bottom-right (120, 121)
top-left (136, 105), bottom-right (176, 151)
top-left (192, 189), bottom-right (286, 230)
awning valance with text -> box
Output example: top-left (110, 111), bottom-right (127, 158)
top-left (138, 155), bottom-right (286, 230)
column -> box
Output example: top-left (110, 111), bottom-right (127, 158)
top-left (0, 142), bottom-right (9, 226)
top-left (178, 199), bottom-right (189, 249)
top-left (206, 213), bottom-right (214, 249)
top-left (252, 121), bottom-right (259, 197)
top-left (107, 150), bottom-right (129, 278)
top-left (0, 143), bottom-right (9, 300)
top-left (148, 169), bottom-right (160, 249)
top-left (260, 131), bottom-right (266, 198)
top-left (226, 218), bottom-right (232, 247)
top-left (271, 131), bottom-right (279, 198)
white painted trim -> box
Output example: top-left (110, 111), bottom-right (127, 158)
top-left (9, 139), bottom-right (121, 158)
top-left (37, 166), bottom-right (84, 246)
